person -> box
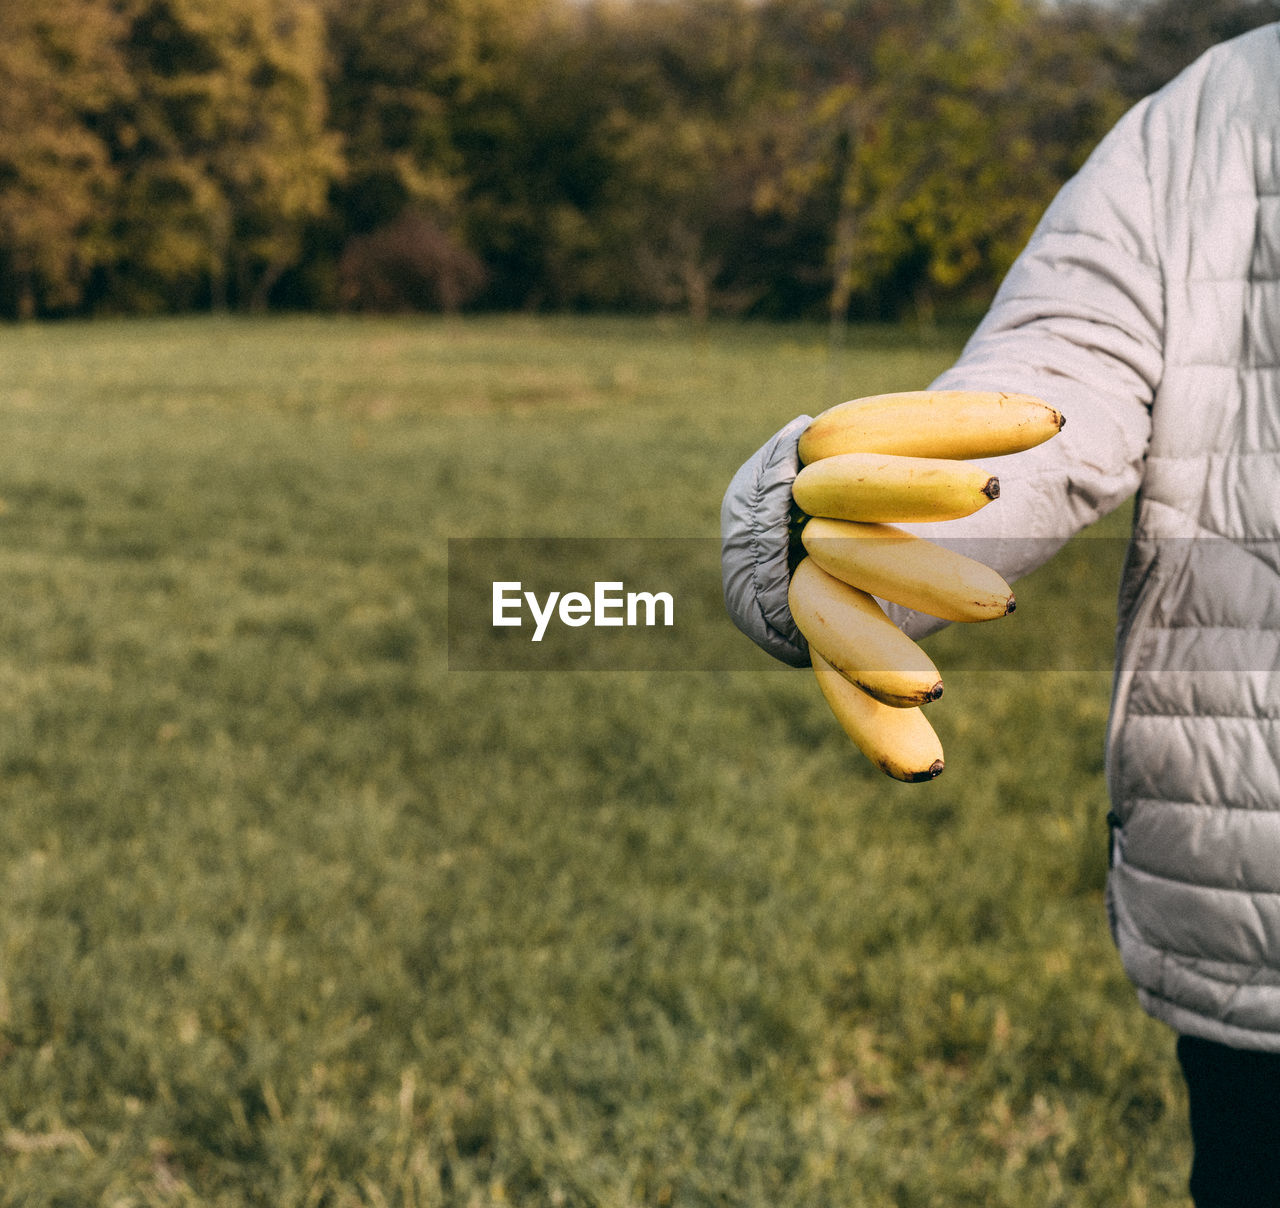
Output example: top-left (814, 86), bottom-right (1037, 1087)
top-left (720, 22), bottom-right (1280, 1208)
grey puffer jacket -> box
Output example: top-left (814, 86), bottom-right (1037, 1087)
top-left (938, 22), bottom-right (1280, 1050)
top-left (723, 24), bottom-right (1280, 1049)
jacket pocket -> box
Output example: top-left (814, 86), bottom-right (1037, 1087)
top-left (1104, 541), bottom-right (1165, 819)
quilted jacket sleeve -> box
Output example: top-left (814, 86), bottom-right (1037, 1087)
top-left (721, 413), bottom-right (813, 666)
top-left (724, 88), bottom-right (1168, 659)
top-left (889, 92), bottom-right (1168, 638)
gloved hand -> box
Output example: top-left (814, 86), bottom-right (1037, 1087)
top-left (718, 389), bottom-right (1064, 782)
top-left (720, 413), bottom-right (813, 667)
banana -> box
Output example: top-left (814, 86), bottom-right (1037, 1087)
top-left (801, 517), bottom-right (1015, 622)
top-left (811, 651), bottom-right (945, 782)
top-left (798, 390), bottom-right (1064, 464)
top-left (788, 557), bottom-right (943, 708)
top-left (792, 452), bottom-right (999, 523)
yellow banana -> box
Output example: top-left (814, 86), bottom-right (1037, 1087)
top-left (798, 390), bottom-right (1064, 464)
top-left (788, 557), bottom-right (943, 708)
top-left (792, 452), bottom-right (999, 523)
top-left (801, 517), bottom-right (1015, 622)
top-left (811, 651), bottom-right (945, 782)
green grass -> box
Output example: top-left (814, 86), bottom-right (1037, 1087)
top-left (0, 315), bottom-right (1187, 1206)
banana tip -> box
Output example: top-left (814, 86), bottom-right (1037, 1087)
top-left (926, 681), bottom-right (944, 702)
top-left (982, 477), bottom-right (1000, 500)
top-left (907, 760), bottom-right (945, 782)
top-left (1005, 596), bottom-right (1016, 615)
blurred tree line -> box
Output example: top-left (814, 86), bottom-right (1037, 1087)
top-left (1, 0), bottom-right (1278, 322)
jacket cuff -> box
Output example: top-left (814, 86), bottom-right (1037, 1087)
top-left (720, 414), bottom-right (813, 667)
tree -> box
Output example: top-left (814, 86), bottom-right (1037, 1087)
top-left (1120, 0), bottom-right (1280, 99)
top-left (0, 1), bottom-right (127, 319)
top-left (565, 0), bottom-right (787, 319)
top-left (322, 0), bottom-right (468, 232)
top-left (103, 0), bottom-right (341, 312)
top-left (750, 0), bottom-right (946, 329)
top-left (322, 0), bottom-right (557, 309)
top-left (858, 0), bottom-right (1131, 318)
top-left (0, 0), bottom-right (1151, 319)
top-left (753, 0), bottom-right (1132, 326)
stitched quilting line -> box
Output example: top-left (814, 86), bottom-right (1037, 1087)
top-left (1124, 796), bottom-right (1280, 813)
top-left (1158, 366), bottom-right (1280, 375)
top-left (1123, 709), bottom-right (1280, 723)
top-left (1146, 451), bottom-right (1280, 461)
top-left (1119, 856), bottom-right (1280, 900)
top-left (1137, 957), bottom-right (1280, 995)
top-left (1177, 271), bottom-right (1280, 286)
top-left (1032, 227), bottom-right (1164, 275)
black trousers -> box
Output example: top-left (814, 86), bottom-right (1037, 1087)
top-left (1177, 1034), bottom-right (1280, 1207)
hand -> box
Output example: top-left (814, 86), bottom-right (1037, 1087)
top-left (723, 390), bottom-right (1062, 780)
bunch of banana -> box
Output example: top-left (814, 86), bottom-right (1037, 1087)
top-left (789, 390), bottom-right (1064, 782)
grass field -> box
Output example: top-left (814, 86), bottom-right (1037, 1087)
top-left (0, 315), bottom-right (1189, 1206)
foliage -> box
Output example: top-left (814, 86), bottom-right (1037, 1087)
top-left (338, 209), bottom-right (487, 312)
top-left (0, 0), bottom-right (127, 318)
top-left (99, 0), bottom-right (342, 313)
top-left (0, 0), bottom-right (1276, 318)
top-left (0, 314), bottom-right (1193, 1205)
top-left (1120, 0), bottom-right (1280, 97)
top-left (321, 0), bottom-right (551, 301)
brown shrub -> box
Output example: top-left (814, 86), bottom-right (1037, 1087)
top-left (338, 211), bottom-right (487, 313)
